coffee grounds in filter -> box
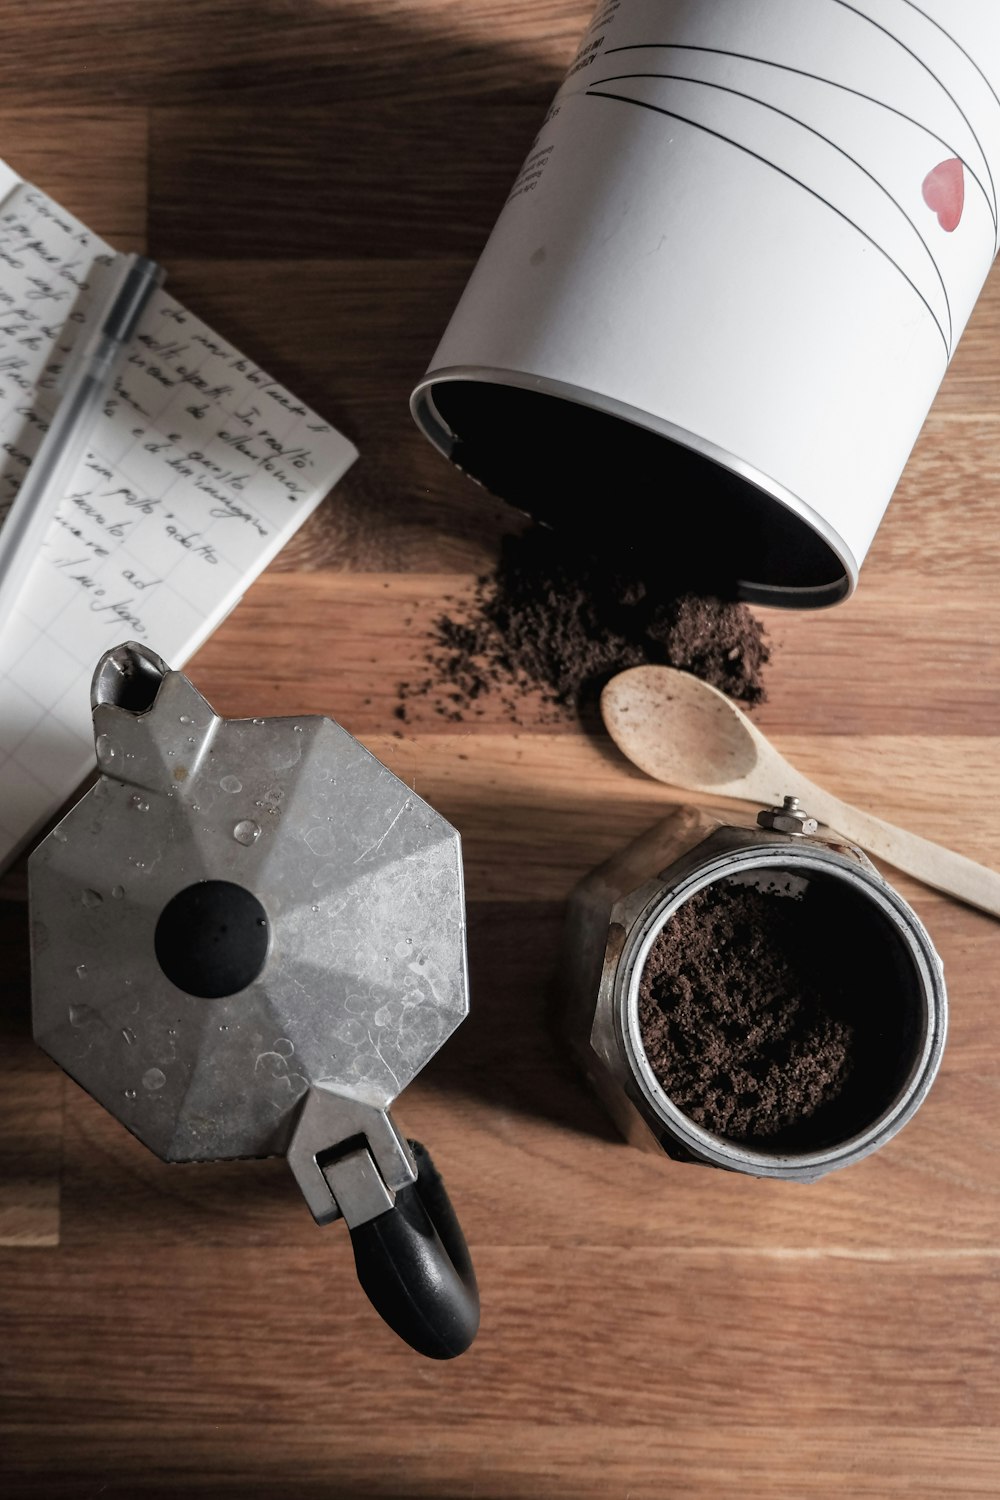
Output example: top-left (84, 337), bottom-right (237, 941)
top-left (638, 880), bottom-right (857, 1144)
top-left (398, 523), bottom-right (769, 722)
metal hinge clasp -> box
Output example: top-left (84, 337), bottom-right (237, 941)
top-left (286, 1085), bottom-right (417, 1229)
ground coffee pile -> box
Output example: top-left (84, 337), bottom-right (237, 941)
top-left (398, 524), bottom-right (769, 722)
top-left (638, 880), bottom-right (856, 1144)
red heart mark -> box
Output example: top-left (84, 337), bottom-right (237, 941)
top-left (922, 157), bottom-right (964, 232)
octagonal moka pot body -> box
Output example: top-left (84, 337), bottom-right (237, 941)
top-left (563, 803), bottom-right (947, 1183)
top-left (29, 643), bottom-right (478, 1359)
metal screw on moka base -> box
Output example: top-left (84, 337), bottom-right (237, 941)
top-left (756, 796), bottom-right (819, 835)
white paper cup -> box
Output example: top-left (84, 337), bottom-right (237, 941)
top-left (412, 0), bottom-right (1000, 606)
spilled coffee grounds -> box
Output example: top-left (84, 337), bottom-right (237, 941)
top-left (398, 524), bottom-right (769, 722)
top-left (638, 881), bottom-right (856, 1144)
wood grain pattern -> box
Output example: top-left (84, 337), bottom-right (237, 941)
top-left (187, 569), bottom-right (1000, 736)
top-left (0, 896), bottom-right (61, 1248)
top-left (0, 110), bottom-right (147, 252)
top-left (1, 2), bottom-right (1000, 1496)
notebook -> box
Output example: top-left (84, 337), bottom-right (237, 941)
top-left (0, 159), bottom-right (358, 873)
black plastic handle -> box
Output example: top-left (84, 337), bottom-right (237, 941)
top-left (349, 1141), bottom-right (479, 1360)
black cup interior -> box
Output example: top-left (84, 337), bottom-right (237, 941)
top-left (428, 379), bottom-right (850, 607)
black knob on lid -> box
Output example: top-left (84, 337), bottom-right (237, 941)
top-left (154, 880), bottom-right (269, 998)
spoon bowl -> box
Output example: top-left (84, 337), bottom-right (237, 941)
top-left (601, 665), bottom-right (1000, 920)
top-left (602, 665), bottom-right (766, 793)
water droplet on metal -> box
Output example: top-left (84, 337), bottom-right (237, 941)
top-left (311, 904), bottom-right (320, 912)
top-left (218, 1023), bottom-right (228, 1032)
top-left (304, 824), bottom-right (336, 856)
top-left (95, 733), bottom-right (121, 766)
top-left (220, 774), bottom-right (242, 793)
top-left (81, 888), bottom-right (103, 908)
top-left (252, 717), bottom-right (264, 725)
top-left (179, 714), bottom-right (192, 725)
top-left (111, 885), bottom-right (124, 899)
top-left (130, 794), bottom-right (149, 812)
top-left (233, 819), bottom-right (261, 846)
top-left (52, 827), bottom-right (68, 843)
top-left (121, 1027), bottom-right (136, 1045)
top-left (143, 1067), bottom-right (166, 1092)
top-left (124, 1088), bottom-right (136, 1100)
top-left (292, 725), bottom-right (303, 733)
top-left (75, 963), bottom-right (87, 979)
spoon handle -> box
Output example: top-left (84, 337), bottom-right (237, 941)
top-left (793, 780), bottom-right (1000, 919)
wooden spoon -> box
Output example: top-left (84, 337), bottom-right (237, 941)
top-left (601, 664), bottom-right (1000, 919)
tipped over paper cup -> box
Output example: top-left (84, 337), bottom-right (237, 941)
top-left (413, 0), bottom-right (1000, 606)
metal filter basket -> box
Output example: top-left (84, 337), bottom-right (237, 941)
top-left (563, 803), bottom-right (947, 1181)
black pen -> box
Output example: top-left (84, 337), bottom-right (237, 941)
top-left (0, 252), bottom-right (164, 625)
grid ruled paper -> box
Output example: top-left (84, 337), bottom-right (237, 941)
top-left (0, 162), bottom-right (357, 871)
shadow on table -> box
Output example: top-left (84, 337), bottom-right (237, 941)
top-left (143, 0), bottom-right (580, 571)
top-left (428, 900), bottom-right (619, 1144)
top-left (39, 1484), bottom-right (521, 1500)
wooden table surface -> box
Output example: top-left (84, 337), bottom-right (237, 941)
top-left (2, 3), bottom-right (1000, 1496)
